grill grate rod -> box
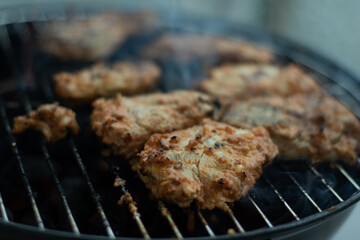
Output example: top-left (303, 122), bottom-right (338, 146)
top-left (2, 24), bottom-right (115, 237)
top-left (0, 193), bottom-right (9, 221)
top-left (158, 200), bottom-right (183, 239)
top-left (285, 170), bottom-right (322, 212)
top-left (308, 165), bottom-right (344, 202)
top-left (248, 196), bottom-right (273, 228)
top-left (0, 100), bottom-right (45, 229)
top-left (68, 140), bottom-right (116, 238)
top-left (113, 173), bottom-right (150, 239)
top-left (2, 25), bottom-right (82, 236)
top-left (263, 177), bottom-right (300, 221)
top-left (39, 140), bottom-right (80, 234)
top-left (227, 208), bottom-right (245, 233)
top-left (197, 210), bottom-right (215, 237)
top-left (335, 164), bottom-right (360, 190)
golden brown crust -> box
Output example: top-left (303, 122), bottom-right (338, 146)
top-left (138, 119), bottom-right (278, 210)
top-left (12, 102), bottom-right (79, 142)
top-left (54, 61), bottom-right (160, 103)
top-left (222, 94), bottom-right (360, 165)
top-left (199, 64), bottom-right (321, 102)
top-left (91, 91), bottom-right (218, 162)
top-left (143, 34), bottom-right (273, 63)
top-left (38, 11), bottom-right (158, 61)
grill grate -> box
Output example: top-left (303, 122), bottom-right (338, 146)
top-left (0, 9), bottom-right (360, 240)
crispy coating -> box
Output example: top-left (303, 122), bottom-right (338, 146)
top-left (143, 34), bottom-right (273, 63)
top-left (38, 11), bottom-right (158, 61)
top-left (199, 64), bottom-right (321, 101)
top-left (138, 119), bottom-right (278, 210)
top-left (91, 91), bottom-right (218, 162)
top-left (54, 61), bottom-right (160, 103)
top-left (222, 94), bottom-right (360, 165)
top-left (12, 102), bottom-right (79, 142)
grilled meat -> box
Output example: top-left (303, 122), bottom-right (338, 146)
top-left (199, 64), bottom-right (321, 102)
top-left (91, 91), bottom-right (218, 164)
top-left (38, 11), bottom-right (158, 61)
top-left (138, 119), bottom-right (278, 210)
top-left (12, 102), bottom-right (79, 142)
top-left (143, 34), bottom-right (273, 63)
top-left (221, 94), bottom-right (360, 165)
top-left (54, 61), bottom-right (160, 103)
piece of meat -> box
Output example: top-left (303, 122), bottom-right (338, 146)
top-left (12, 102), bottom-right (79, 142)
top-left (138, 119), bottom-right (278, 210)
top-left (38, 11), bottom-right (158, 61)
top-left (199, 64), bottom-right (321, 102)
top-left (143, 34), bottom-right (273, 63)
top-left (221, 94), bottom-right (360, 165)
top-left (91, 91), bottom-right (219, 163)
top-left (54, 61), bottom-right (160, 103)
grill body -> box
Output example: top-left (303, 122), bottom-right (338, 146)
top-left (0, 4), bottom-right (360, 240)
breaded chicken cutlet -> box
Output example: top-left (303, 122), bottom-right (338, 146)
top-left (54, 61), bottom-right (160, 103)
top-left (138, 119), bottom-right (278, 210)
top-left (38, 11), bottom-right (158, 61)
top-left (199, 64), bottom-right (321, 102)
top-left (12, 102), bottom-right (79, 142)
top-left (91, 91), bottom-right (219, 164)
top-left (143, 34), bottom-right (273, 63)
top-left (222, 94), bottom-right (360, 165)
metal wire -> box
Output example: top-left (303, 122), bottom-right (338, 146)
top-left (263, 177), bottom-right (300, 221)
top-left (335, 164), bottom-right (360, 190)
top-left (158, 201), bottom-right (183, 239)
top-left (308, 165), bottom-right (344, 202)
top-left (285, 171), bottom-right (322, 213)
top-left (0, 100), bottom-right (44, 229)
top-left (227, 208), bottom-right (245, 233)
top-left (197, 210), bottom-right (215, 237)
top-left (0, 193), bottom-right (9, 221)
top-left (248, 196), bottom-right (273, 228)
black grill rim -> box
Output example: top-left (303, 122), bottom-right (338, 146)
top-left (1, 9), bottom-right (360, 240)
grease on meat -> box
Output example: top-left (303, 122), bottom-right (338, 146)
top-left (54, 61), bottom-right (160, 103)
top-left (199, 64), bottom-right (321, 101)
top-left (12, 102), bottom-right (79, 142)
top-left (138, 119), bottom-right (278, 210)
top-left (143, 34), bottom-right (273, 63)
top-left (91, 91), bottom-right (218, 164)
top-left (222, 94), bottom-right (360, 165)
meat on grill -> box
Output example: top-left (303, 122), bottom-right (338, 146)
top-left (91, 91), bottom-right (219, 166)
top-left (199, 64), bottom-right (321, 102)
top-left (221, 94), bottom-right (360, 165)
top-left (138, 119), bottom-right (278, 210)
top-left (54, 61), bottom-right (160, 103)
top-left (38, 11), bottom-right (158, 61)
top-left (143, 34), bottom-right (273, 63)
top-left (12, 102), bottom-right (80, 142)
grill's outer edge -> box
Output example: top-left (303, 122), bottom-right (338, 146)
top-left (1, 11), bottom-right (360, 240)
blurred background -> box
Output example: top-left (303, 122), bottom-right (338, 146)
top-left (1, 0), bottom-right (358, 78)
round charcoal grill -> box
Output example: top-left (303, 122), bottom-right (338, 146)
top-left (1, 3), bottom-right (360, 240)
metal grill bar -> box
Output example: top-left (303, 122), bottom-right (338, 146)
top-left (0, 101), bottom-right (45, 229)
top-left (335, 164), bottom-right (360, 190)
top-left (69, 140), bottom-right (116, 238)
top-left (308, 165), bottom-right (344, 202)
top-left (0, 193), bottom-right (9, 221)
top-left (2, 24), bottom-right (116, 237)
top-left (114, 175), bottom-right (150, 239)
top-left (248, 196), bottom-right (273, 228)
top-left (263, 177), bottom-right (300, 221)
top-left (197, 210), bottom-right (215, 237)
top-left (227, 208), bottom-right (245, 233)
top-left (40, 140), bottom-right (80, 234)
top-left (285, 172), bottom-right (322, 212)
top-left (158, 201), bottom-right (183, 239)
